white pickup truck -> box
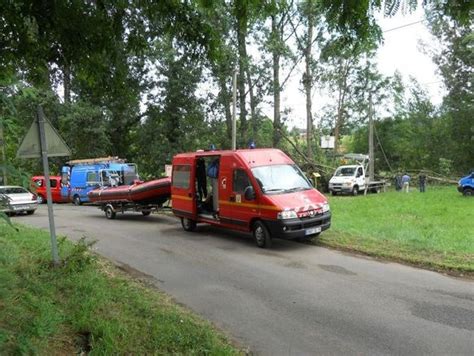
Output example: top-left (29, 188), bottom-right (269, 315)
top-left (328, 155), bottom-right (386, 196)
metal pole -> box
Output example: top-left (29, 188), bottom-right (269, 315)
top-left (368, 94), bottom-right (375, 182)
top-left (232, 70), bottom-right (237, 150)
top-left (0, 120), bottom-right (7, 185)
top-left (37, 106), bottom-right (60, 265)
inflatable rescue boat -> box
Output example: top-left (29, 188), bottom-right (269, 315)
top-left (88, 177), bottom-right (171, 205)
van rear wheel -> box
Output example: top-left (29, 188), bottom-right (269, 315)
top-left (73, 195), bottom-right (82, 206)
top-left (181, 217), bottom-right (196, 232)
top-left (253, 220), bottom-right (272, 248)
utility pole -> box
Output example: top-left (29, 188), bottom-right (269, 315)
top-left (0, 120), bottom-right (6, 185)
top-left (232, 70), bottom-right (237, 150)
top-left (368, 94), bottom-right (375, 181)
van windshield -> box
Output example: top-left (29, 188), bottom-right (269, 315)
top-left (335, 167), bottom-right (356, 177)
top-left (251, 164), bottom-right (312, 194)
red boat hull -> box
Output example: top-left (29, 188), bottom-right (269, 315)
top-left (88, 178), bottom-right (171, 205)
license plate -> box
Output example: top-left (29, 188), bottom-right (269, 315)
top-left (13, 205), bottom-right (28, 211)
top-left (305, 226), bottom-right (321, 235)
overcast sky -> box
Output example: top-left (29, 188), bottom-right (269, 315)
top-left (277, 5), bottom-right (445, 129)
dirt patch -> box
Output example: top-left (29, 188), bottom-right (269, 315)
top-left (75, 331), bottom-right (92, 354)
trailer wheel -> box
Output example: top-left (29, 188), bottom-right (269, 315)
top-left (253, 220), bottom-right (272, 248)
top-left (142, 210), bottom-right (151, 216)
top-left (73, 195), bottom-right (82, 206)
top-left (352, 186), bottom-right (359, 196)
top-left (181, 217), bottom-right (196, 232)
top-left (463, 188), bottom-right (473, 196)
top-left (105, 205), bottom-right (116, 219)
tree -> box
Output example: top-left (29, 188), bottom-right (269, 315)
top-left (426, 4), bottom-right (473, 173)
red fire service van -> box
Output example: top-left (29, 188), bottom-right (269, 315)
top-left (171, 148), bottom-right (331, 248)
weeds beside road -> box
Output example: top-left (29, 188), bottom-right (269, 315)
top-left (319, 186), bottom-right (473, 274)
top-left (0, 225), bottom-right (237, 354)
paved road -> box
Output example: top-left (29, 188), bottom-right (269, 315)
top-left (17, 205), bottom-right (474, 355)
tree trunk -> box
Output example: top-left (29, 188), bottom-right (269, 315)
top-left (334, 60), bottom-right (350, 153)
top-left (63, 63), bottom-right (71, 104)
top-left (218, 76), bottom-right (233, 140)
top-left (246, 67), bottom-right (258, 140)
top-left (272, 14), bottom-right (281, 148)
top-left (236, 0), bottom-right (248, 146)
top-left (304, 2), bottom-right (314, 159)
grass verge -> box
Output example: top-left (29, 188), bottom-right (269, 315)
top-left (0, 225), bottom-right (238, 354)
top-left (317, 186), bottom-right (473, 275)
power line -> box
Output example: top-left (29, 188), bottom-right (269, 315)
top-left (382, 20), bottom-right (425, 33)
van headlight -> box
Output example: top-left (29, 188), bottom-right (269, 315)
top-left (277, 210), bottom-right (297, 219)
top-left (322, 203), bottom-right (330, 213)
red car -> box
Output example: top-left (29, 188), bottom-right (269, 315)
top-left (171, 148), bottom-right (331, 248)
top-left (30, 176), bottom-right (67, 204)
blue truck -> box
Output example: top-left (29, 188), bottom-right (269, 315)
top-left (61, 157), bottom-right (138, 205)
top-left (457, 171), bottom-right (474, 196)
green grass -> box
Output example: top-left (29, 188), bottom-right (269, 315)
top-left (0, 225), bottom-right (238, 355)
top-left (319, 186), bottom-right (474, 273)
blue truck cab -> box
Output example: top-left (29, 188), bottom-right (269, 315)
top-left (457, 171), bottom-right (474, 196)
top-left (61, 157), bottom-right (138, 205)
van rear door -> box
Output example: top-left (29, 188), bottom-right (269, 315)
top-left (171, 157), bottom-right (196, 219)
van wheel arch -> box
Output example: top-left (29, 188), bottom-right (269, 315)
top-left (463, 188), bottom-right (473, 196)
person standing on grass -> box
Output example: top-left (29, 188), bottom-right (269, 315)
top-left (402, 173), bottom-right (410, 193)
top-left (419, 173), bottom-right (427, 193)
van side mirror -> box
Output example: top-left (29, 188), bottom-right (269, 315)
top-left (244, 186), bottom-right (256, 201)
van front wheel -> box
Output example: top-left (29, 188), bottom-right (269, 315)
top-left (181, 217), bottom-right (196, 232)
top-left (253, 220), bottom-right (272, 248)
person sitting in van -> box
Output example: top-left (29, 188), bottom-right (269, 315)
top-left (207, 159), bottom-right (219, 214)
top-left (196, 158), bottom-right (207, 200)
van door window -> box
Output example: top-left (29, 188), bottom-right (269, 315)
top-left (86, 171), bottom-right (99, 186)
top-left (357, 167), bottom-right (363, 177)
top-left (49, 179), bottom-right (58, 188)
top-left (233, 169), bottom-right (252, 195)
top-left (172, 165), bottom-right (191, 189)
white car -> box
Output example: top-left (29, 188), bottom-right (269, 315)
top-left (0, 186), bottom-right (38, 215)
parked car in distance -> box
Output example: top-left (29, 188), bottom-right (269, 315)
top-left (31, 176), bottom-right (66, 203)
top-left (0, 186), bottom-right (38, 215)
top-left (458, 171), bottom-right (474, 196)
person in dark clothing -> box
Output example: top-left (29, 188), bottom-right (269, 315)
top-left (196, 158), bottom-right (207, 200)
top-left (419, 173), bottom-right (427, 193)
top-left (395, 174), bottom-right (402, 191)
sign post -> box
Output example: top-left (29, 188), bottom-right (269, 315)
top-left (17, 105), bottom-right (71, 266)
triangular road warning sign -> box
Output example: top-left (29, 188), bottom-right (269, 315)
top-left (17, 117), bottom-right (71, 158)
